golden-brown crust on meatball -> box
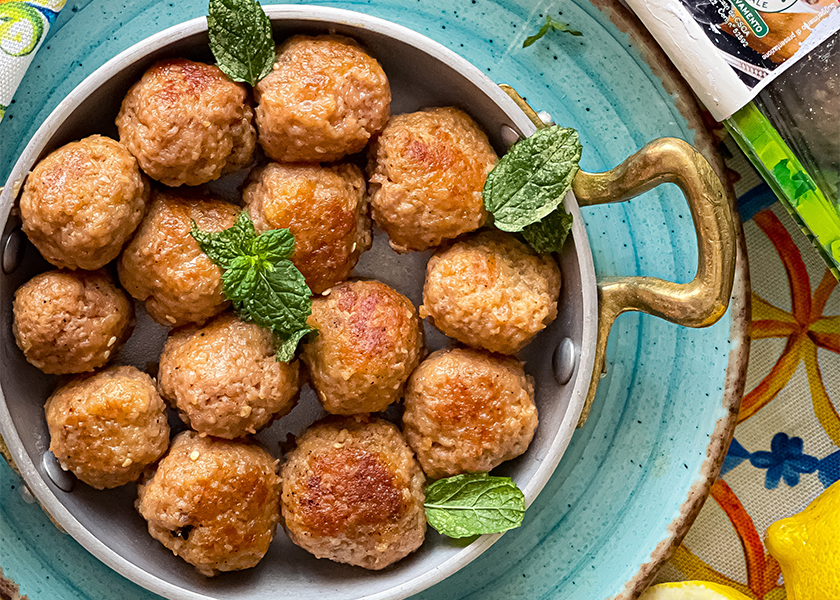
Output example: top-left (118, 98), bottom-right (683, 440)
top-left (243, 162), bottom-right (370, 294)
top-left (116, 59), bottom-right (256, 187)
top-left (158, 313), bottom-right (301, 439)
top-left (281, 415), bottom-right (426, 570)
top-left (255, 35), bottom-right (390, 163)
top-left (302, 280), bottom-right (424, 415)
top-left (118, 188), bottom-right (238, 327)
top-left (20, 135), bottom-right (149, 270)
top-left (402, 348), bottom-right (538, 479)
top-left (45, 366), bottom-right (170, 489)
top-left (13, 269), bottom-right (134, 375)
top-left (136, 432), bottom-right (281, 576)
top-left (420, 230), bottom-right (560, 354)
top-left (367, 107), bottom-right (497, 253)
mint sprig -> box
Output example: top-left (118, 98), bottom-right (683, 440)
top-left (523, 15), bottom-right (582, 48)
top-left (191, 212), bottom-right (313, 362)
top-left (207, 0), bottom-right (275, 86)
top-left (424, 473), bottom-right (526, 538)
top-left (483, 125), bottom-right (581, 244)
top-left (521, 205), bottom-right (574, 254)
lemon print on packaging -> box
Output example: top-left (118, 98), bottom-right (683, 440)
top-left (767, 479), bottom-right (840, 600)
top-left (0, 2), bottom-right (45, 57)
top-left (639, 581), bottom-right (753, 600)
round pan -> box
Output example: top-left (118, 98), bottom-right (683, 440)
top-left (0, 5), bottom-right (735, 600)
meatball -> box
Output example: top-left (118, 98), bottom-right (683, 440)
top-left (116, 58), bottom-right (256, 187)
top-left (118, 188), bottom-right (239, 327)
top-left (403, 348), bottom-right (538, 479)
top-left (255, 35), bottom-right (390, 163)
top-left (367, 107), bottom-right (497, 253)
top-left (158, 313), bottom-right (301, 439)
top-left (302, 280), bottom-right (423, 415)
top-left (45, 366), bottom-right (170, 489)
top-left (19, 135), bottom-right (149, 270)
top-left (243, 162), bottom-right (370, 294)
top-left (137, 432), bottom-right (280, 576)
top-left (420, 230), bottom-right (560, 355)
top-left (13, 269), bottom-right (134, 375)
top-left (281, 415), bottom-right (425, 570)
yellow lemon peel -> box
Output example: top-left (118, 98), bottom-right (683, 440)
top-left (766, 479), bottom-right (840, 600)
top-left (639, 581), bottom-right (753, 600)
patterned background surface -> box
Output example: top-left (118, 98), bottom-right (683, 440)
top-left (654, 140), bottom-right (839, 598)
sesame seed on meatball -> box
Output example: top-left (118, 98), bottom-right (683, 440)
top-left (420, 230), bottom-right (560, 355)
top-left (302, 280), bottom-right (424, 415)
top-left (403, 348), bottom-right (538, 479)
top-left (158, 313), bottom-right (301, 439)
top-left (13, 269), bottom-right (134, 375)
top-left (45, 366), bottom-right (170, 489)
top-left (367, 107), bottom-right (497, 253)
top-left (243, 162), bottom-right (370, 294)
top-left (118, 188), bottom-right (239, 327)
top-left (19, 135), bottom-right (149, 270)
top-left (255, 35), bottom-right (390, 163)
top-left (116, 59), bottom-right (256, 187)
top-left (281, 415), bottom-right (426, 570)
top-left (137, 432), bottom-right (281, 576)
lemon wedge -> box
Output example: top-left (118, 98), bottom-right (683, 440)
top-left (766, 479), bottom-right (840, 600)
top-left (639, 581), bottom-right (753, 600)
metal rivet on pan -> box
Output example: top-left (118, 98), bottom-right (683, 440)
top-left (553, 337), bottom-right (577, 385)
top-left (500, 125), bottom-right (522, 149)
top-left (41, 451), bottom-right (75, 492)
top-left (537, 110), bottom-right (555, 126)
top-left (2, 228), bottom-right (24, 274)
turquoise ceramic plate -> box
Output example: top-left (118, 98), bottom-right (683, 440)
top-left (0, 1), bottom-right (749, 599)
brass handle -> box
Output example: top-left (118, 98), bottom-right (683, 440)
top-left (499, 85), bottom-right (737, 427)
top-left (573, 140), bottom-right (736, 426)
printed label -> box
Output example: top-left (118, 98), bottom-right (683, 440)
top-left (679, 0), bottom-right (839, 89)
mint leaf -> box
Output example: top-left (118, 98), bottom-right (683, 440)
top-left (523, 15), bottom-right (582, 48)
top-left (191, 211), bottom-right (256, 268)
top-left (276, 327), bottom-right (314, 363)
top-left (207, 0), bottom-right (275, 86)
top-left (521, 205), bottom-right (573, 253)
top-left (424, 472), bottom-right (526, 538)
top-left (237, 260), bottom-right (312, 334)
top-left (483, 125), bottom-right (582, 232)
top-left (191, 213), bottom-right (313, 362)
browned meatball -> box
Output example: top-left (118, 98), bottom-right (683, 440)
top-left (403, 348), bottom-right (538, 479)
top-left (255, 35), bottom-right (390, 163)
top-left (116, 59), bottom-right (256, 187)
top-left (137, 432), bottom-right (280, 576)
top-left (13, 269), bottom-right (134, 375)
top-left (281, 415), bottom-right (425, 570)
top-left (302, 280), bottom-right (423, 415)
top-left (367, 107), bottom-right (497, 253)
top-left (420, 230), bottom-right (560, 355)
top-left (118, 188), bottom-right (238, 327)
top-left (45, 366), bottom-right (170, 489)
top-left (158, 313), bottom-right (301, 439)
top-left (243, 162), bottom-right (370, 294)
top-left (19, 135), bottom-right (149, 270)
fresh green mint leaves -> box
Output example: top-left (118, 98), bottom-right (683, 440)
top-left (523, 14), bottom-right (582, 48)
top-left (207, 0), bottom-right (275, 86)
top-left (521, 206), bottom-right (574, 254)
top-left (424, 473), bottom-right (526, 538)
top-left (483, 124), bottom-right (580, 253)
top-left (191, 212), bottom-right (313, 362)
